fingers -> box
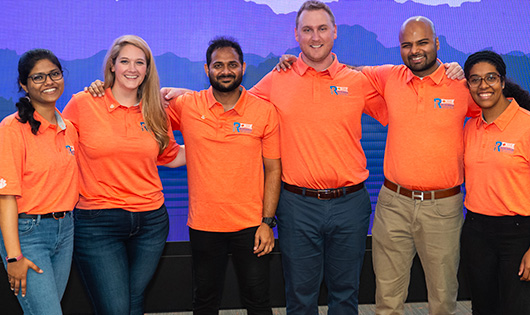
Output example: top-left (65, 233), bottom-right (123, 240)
top-left (28, 261), bottom-right (43, 274)
top-left (257, 240), bottom-right (274, 257)
top-left (20, 278), bottom-right (26, 297)
top-left (87, 80), bottom-right (105, 97)
top-left (444, 62), bottom-right (465, 80)
top-left (253, 233), bottom-right (261, 253)
top-left (252, 225), bottom-right (275, 257)
top-left (13, 277), bottom-right (20, 296)
top-left (520, 263), bottom-right (530, 281)
top-left (166, 89), bottom-right (178, 100)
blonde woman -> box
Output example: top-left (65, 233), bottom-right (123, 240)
top-left (62, 35), bottom-right (184, 314)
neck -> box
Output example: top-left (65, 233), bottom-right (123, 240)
top-left (111, 86), bottom-right (139, 107)
top-left (482, 97), bottom-right (511, 123)
top-left (33, 103), bottom-right (57, 125)
top-left (212, 87), bottom-right (242, 111)
top-left (301, 53), bottom-right (334, 72)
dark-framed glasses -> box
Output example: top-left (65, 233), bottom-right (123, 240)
top-left (468, 73), bottom-right (502, 88)
top-left (28, 70), bottom-right (63, 84)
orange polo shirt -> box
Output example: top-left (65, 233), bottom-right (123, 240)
top-left (250, 53), bottom-right (387, 189)
top-left (62, 89), bottom-right (179, 212)
top-left (362, 64), bottom-right (480, 190)
top-left (464, 100), bottom-right (530, 216)
top-left (0, 110), bottom-right (79, 214)
top-left (167, 87), bottom-right (280, 232)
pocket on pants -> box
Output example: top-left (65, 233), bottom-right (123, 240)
top-left (377, 186), bottom-right (395, 207)
top-left (74, 209), bottom-right (103, 221)
top-left (433, 193), bottom-right (464, 218)
top-left (18, 219), bottom-right (36, 236)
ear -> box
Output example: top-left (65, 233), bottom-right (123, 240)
top-left (204, 63), bottom-right (209, 77)
top-left (333, 24), bottom-right (337, 40)
top-left (19, 81), bottom-right (28, 94)
top-left (110, 64), bottom-right (115, 73)
top-left (242, 62), bottom-right (246, 76)
top-left (435, 37), bottom-right (440, 51)
top-left (295, 27), bottom-right (299, 43)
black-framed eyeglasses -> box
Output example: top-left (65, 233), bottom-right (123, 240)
top-left (28, 70), bottom-right (63, 84)
top-left (468, 73), bottom-right (502, 88)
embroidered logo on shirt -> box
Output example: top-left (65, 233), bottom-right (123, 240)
top-left (434, 98), bottom-right (455, 109)
top-left (140, 122), bottom-right (148, 131)
top-left (0, 178), bottom-right (6, 189)
top-left (494, 141), bottom-right (515, 154)
top-left (330, 86), bottom-right (349, 96)
top-left (233, 122), bottom-right (253, 134)
top-left (65, 145), bottom-right (75, 156)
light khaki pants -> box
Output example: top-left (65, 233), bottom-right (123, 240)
top-left (372, 185), bottom-right (464, 315)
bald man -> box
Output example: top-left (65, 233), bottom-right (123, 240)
top-left (360, 17), bottom-right (480, 314)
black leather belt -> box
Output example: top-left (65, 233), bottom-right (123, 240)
top-left (283, 182), bottom-right (364, 200)
top-left (18, 212), bottom-right (68, 220)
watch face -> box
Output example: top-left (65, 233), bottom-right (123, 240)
top-left (7, 257), bottom-right (18, 263)
top-left (262, 217), bottom-right (277, 228)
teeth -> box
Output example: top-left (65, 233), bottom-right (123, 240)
top-left (125, 75), bottom-right (138, 79)
top-left (310, 44), bottom-right (323, 48)
top-left (43, 88), bottom-right (56, 93)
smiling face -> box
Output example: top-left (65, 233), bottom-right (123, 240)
top-left (295, 9), bottom-right (337, 71)
top-left (467, 61), bottom-right (506, 112)
top-left (111, 44), bottom-right (147, 94)
top-left (399, 20), bottom-right (440, 77)
top-left (205, 47), bottom-right (245, 93)
top-left (20, 58), bottom-right (64, 108)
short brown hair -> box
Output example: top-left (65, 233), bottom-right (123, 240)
top-left (295, 1), bottom-right (336, 28)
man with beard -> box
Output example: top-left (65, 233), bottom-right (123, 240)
top-left (166, 36), bottom-right (281, 314)
top-left (273, 13), bottom-right (477, 314)
top-left (360, 16), bottom-right (480, 315)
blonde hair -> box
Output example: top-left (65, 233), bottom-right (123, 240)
top-left (103, 35), bottom-right (169, 154)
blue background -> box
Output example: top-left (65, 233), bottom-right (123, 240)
top-left (1, 0), bottom-right (529, 241)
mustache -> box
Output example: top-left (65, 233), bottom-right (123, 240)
top-left (217, 75), bottom-right (236, 79)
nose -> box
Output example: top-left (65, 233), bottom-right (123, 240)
top-left (43, 74), bottom-right (54, 85)
top-left (411, 44), bottom-right (420, 55)
top-left (478, 77), bottom-right (490, 89)
top-left (220, 65), bottom-right (230, 75)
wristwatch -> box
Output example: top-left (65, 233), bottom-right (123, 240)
top-left (262, 217), bottom-right (277, 228)
top-left (6, 254), bottom-right (23, 263)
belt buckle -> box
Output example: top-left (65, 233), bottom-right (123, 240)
top-left (52, 212), bottom-right (65, 220)
top-left (412, 191), bottom-right (424, 201)
top-left (317, 190), bottom-right (332, 200)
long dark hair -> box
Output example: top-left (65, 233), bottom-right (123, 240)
top-left (16, 49), bottom-right (63, 135)
top-left (464, 50), bottom-right (530, 110)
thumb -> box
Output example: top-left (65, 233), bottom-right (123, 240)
top-left (254, 232), bottom-right (260, 250)
top-left (28, 260), bottom-right (43, 274)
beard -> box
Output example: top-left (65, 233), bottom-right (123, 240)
top-left (406, 54), bottom-right (438, 73)
top-left (210, 74), bottom-right (243, 93)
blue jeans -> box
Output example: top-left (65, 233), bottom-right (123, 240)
top-left (189, 227), bottom-right (272, 315)
top-left (277, 184), bottom-right (372, 315)
top-left (0, 212), bottom-right (74, 315)
top-left (73, 205), bottom-right (169, 315)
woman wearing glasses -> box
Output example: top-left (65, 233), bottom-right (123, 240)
top-left (62, 35), bottom-right (185, 315)
top-left (462, 50), bottom-right (530, 314)
top-left (0, 49), bottom-right (78, 314)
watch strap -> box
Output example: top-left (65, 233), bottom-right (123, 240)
top-left (6, 254), bottom-right (23, 263)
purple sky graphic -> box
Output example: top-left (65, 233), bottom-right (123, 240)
top-left (2, 0), bottom-right (528, 61)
